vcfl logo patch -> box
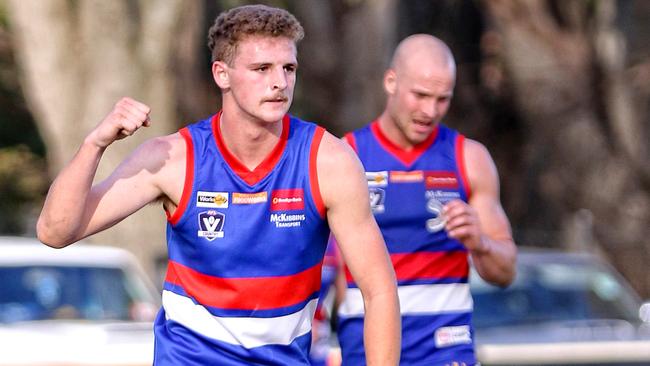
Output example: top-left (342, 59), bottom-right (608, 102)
top-left (197, 210), bottom-right (225, 241)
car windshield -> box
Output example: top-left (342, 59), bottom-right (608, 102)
top-left (471, 258), bottom-right (642, 328)
top-left (0, 265), bottom-right (155, 323)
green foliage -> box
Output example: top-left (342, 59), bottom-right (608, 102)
top-left (0, 0), bottom-right (7, 28)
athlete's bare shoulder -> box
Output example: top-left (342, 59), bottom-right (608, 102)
top-left (463, 137), bottom-right (491, 161)
top-left (111, 131), bottom-right (188, 208)
top-left (316, 131), bottom-right (367, 210)
top-left (317, 131), bottom-right (360, 169)
top-left (462, 137), bottom-right (500, 197)
top-left (150, 131), bottom-right (188, 198)
top-left (151, 131), bottom-right (186, 162)
top-left (122, 131), bottom-right (186, 174)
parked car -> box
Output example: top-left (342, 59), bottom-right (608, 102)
top-left (0, 236), bottom-right (160, 365)
top-left (472, 247), bottom-right (650, 366)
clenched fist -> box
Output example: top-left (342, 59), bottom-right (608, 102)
top-left (85, 97), bottom-right (151, 148)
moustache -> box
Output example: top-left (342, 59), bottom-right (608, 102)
top-left (263, 94), bottom-right (289, 102)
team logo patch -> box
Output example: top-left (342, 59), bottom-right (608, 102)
top-left (197, 191), bottom-right (229, 208)
top-left (197, 210), bottom-right (225, 241)
top-left (434, 325), bottom-right (471, 348)
top-left (390, 170), bottom-right (424, 183)
top-left (425, 171), bottom-right (459, 189)
top-left (232, 192), bottom-right (268, 204)
top-left (271, 189), bottom-right (304, 211)
top-left (366, 171), bottom-right (388, 187)
top-left (369, 188), bottom-right (385, 214)
top-left (426, 197), bottom-right (446, 233)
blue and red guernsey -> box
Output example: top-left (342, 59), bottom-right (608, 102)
top-left (154, 113), bottom-right (330, 365)
top-left (338, 121), bottom-right (476, 365)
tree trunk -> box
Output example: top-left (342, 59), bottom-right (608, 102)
top-left (6, 0), bottom-right (204, 280)
top-left (481, 0), bottom-right (650, 296)
top-left (293, 0), bottom-right (397, 136)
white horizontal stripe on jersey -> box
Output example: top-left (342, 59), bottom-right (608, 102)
top-left (338, 283), bottom-right (473, 317)
top-left (162, 290), bottom-right (316, 348)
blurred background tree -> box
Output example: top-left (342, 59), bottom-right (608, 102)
top-left (1, 0), bottom-right (649, 296)
top-left (3, 0), bottom-right (217, 275)
top-left (0, 2), bottom-right (47, 234)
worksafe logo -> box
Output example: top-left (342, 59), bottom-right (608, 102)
top-left (366, 171), bottom-right (388, 187)
top-left (197, 210), bottom-right (225, 241)
top-left (197, 191), bottom-right (229, 208)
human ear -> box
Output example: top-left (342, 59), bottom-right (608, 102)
top-left (384, 69), bottom-right (397, 95)
top-left (212, 61), bottom-right (230, 89)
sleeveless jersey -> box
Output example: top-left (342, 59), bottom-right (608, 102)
top-left (154, 113), bottom-right (330, 365)
top-left (338, 121), bottom-right (476, 366)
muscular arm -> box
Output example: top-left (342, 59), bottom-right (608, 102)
top-left (318, 132), bottom-right (400, 366)
top-left (37, 98), bottom-right (184, 248)
top-left (444, 138), bottom-right (517, 287)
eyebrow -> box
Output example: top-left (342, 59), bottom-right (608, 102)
top-left (247, 61), bottom-right (298, 68)
top-left (411, 87), bottom-right (453, 97)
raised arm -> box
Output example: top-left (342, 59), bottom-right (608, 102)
top-left (37, 97), bottom-right (183, 248)
top-left (444, 138), bottom-right (517, 286)
top-left (317, 132), bottom-right (400, 366)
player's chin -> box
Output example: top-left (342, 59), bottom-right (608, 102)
top-left (407, 131), bottom-right (430, 145)
top-left (260, 102), bottom-right (290, 121)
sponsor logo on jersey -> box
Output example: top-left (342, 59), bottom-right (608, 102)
top-left (269, 213), bottom-right (306, 228)
top-left (197, 210), bottom-right (225, 240)
top-left (369, 187), bottom-right (385, 214)
top-left (366, 171), bottom-right (388, 187)
top-left (434, 325), bottom-right (471, 348)
top-left (232, 192), bottom-right (268, 205)
top-left (425, 171), bottom-right (459, 189)
top-left (425, 190), bottom-right (461, 202)
top-left (196, 191), bottom-right (229, 208)
top-left (389, 170), bottom-right (424, 183)
top-left (270, 189), bottom-right (304, 211)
